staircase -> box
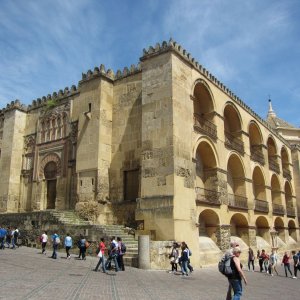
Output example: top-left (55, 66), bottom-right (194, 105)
top-left (48, 211), bottom-right (139, 267)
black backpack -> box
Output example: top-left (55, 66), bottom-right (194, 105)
top-left (218, 253), bottom-right (233, 277)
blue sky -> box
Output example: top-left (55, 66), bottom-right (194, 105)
top-left (0, 0), bottom-right (299, 126)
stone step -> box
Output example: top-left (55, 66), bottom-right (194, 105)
top-left (123, 256), bottom-right (138, 268)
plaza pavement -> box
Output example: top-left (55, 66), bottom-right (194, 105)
top-left (0, 246), bottom-right (298, 300)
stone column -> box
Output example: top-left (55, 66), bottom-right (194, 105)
top-left (216, 225), bottom-right (231, 251)
top-left (138, 235), bottom-right (150, 269)
top-left (248, 226), bottom-right (257, 248)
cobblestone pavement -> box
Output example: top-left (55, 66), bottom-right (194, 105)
top-left (0, 246), bottom-right (299, 300)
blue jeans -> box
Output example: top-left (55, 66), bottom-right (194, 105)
top-left (181, 260), bottom-right (189, 275)
top-left (105, 253), bottom-right (119, 271)
top-left (52, 244), bottom-right (58, 258)
top-left (95, 255), bottom-right (107, 273)
top-left (228, 279), bottom-right (242, 300)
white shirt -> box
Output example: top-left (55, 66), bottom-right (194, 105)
top-left (41, 233), bottom-right (48, 243)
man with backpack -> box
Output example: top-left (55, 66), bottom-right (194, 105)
top-left (105, 236), bottom-right (120, 272)
top-left (117, 237), bottom-right (126, 271)
top-left (51, 232), bottom-right (60, 259)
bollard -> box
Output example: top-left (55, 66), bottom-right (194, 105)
top-left (138, 235), bottom-right (150, 269)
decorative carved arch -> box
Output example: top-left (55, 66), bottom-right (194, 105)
top-left (39, 153), bottom-right (62, 179)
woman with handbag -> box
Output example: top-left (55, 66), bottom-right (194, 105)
top-left (94, 238), bottom-right (107, 273)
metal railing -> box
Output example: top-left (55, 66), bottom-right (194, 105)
top-left (193, 114), bottom-right (217, 139)
top-left (195, 187), bottom-right (221, 205)
top-left (272, 203), bottom-right (285, 215)
top-left (269, 157), bottom-right (280, 174)
top-left (283, 168), bottom-right (292, 181)
top-left (286, 207), bottom-right (296, 217)
top-left (254, 199), bottom-right (269, 213)
top-left (228, 193), bottom-right (248, 210)
top-left (225, 131), bottom-right (244, 154)
top-left (250, 151), bottom-right (265, 165)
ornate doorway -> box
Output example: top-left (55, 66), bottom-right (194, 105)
top-left (44, 161), bottom-right (57, 209)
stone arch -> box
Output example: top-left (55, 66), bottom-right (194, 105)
top-left (224, 102), bottom-right (244, 153)
top-left (249, 121), bottom-right (264, 165)
top-left (284, 181), bottom-right (293, 208)
top-left (267, 136), bottom-right (279, 174)
top-left (252, 166), bottom-right (268, 212)
top-left (274, 217), bottom-right (285, 243)
top-left (255, 216), bottom-right (271, 245)
top-left (192, 79), bottom-right (217, 139)
top-left (281, 146), bottom-right (291, 180)
top-left (270, 174), bottom-right (282, 205)
top-left (39, 153), bottom-right (62, 179)
top-left (198, 209), bottom-right (220, 242)
top-left (227, 153), bottom-right (247, 209)
top-left (194, 140), bottom-right (219, 205)
top-left (230, 213), bottom-right (249, 245)
top-left (288, 220), bottom-right (297, 242)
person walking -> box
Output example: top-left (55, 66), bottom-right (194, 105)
top-left (226, 247), bottom-right (247, 300)
top-left (105, 236), bottom-right (119, 272)
top-left (51, 233), bottom-right (60, 259)
top-left (77, 234), bottom-right (87, 260)
top-left (6, 227), bottom-right (11, 248)
top-left (41, 231), bottom-right (48, 255)
top-left (282, 251), bottom-right (294, 278)
top-left (0, 226), bottom-right (6, 250)
top-left (258, 249), bottom-right (267, 272)
top-left (117, 237), bottom-right (126, 271)
top-left (247, 247), bottom-right (255, 271)
top-left (64, 233), bottom-right (72, 259)
top-left (12, 228), bottom-right (19, 249)
top-left (269, 249), bottom-right (279, 276)
top-left (94, 238), bottom-right (107, 273)
top-left (292, 250), bottom-right (299, 278)
top-left (180, 243), bottom-right (189, 277)
top-left (168, 242), bottom-right (179, 273)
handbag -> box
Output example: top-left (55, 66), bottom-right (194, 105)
top-left (97, 251), bottom-right (103, 258)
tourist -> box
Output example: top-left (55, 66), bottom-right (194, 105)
top-left (117, 237), bottom-right (126, 271)
top-left (180, 243), bottom-right (189, 277)
top-left (168, 242), bottom-right (179, 273)
top-left (105, 236), bottom-right (119, 272)
top-left (226, 247), bottom-right (247, 300)
top-left (226, 241), bottom-right (239, 300)
top-left (12, 228), bottom-right (19, 248)
top-left (41, 231), bottom-right (48, 255)
top-left (64, 233), bottom-right (72, 259)
top-left (292, 250), bottom-right (299, 278)
top-left (51, 232), bottom-right (60, 259)
top-left (281, 251), bottom-right (294, 278)
top-left (94, 237), bottom-right (107, 273)
top-left (0, 225), bottom-right (6, 249)
top-left (247, 247), bottom-right (255, 271)
top-left (269, 249), bottom-right (278, 276)
top-left (6, 227), bottom-right (11, 248)
top-left (78, 234), bottom-right (87, 260)
top-left (258, 249), bottom-right (267, 272)
top-left (263, 251), bottom-right (269, 274)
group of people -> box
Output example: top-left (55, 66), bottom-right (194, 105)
top-left (39, 231), bottom-right (126, 274)
top-left (255, 248), bottom-right (300, 278)
top-left (168, 241), bottom-right (194, 276)
top-left (0, 225), bottom-right (20, 249)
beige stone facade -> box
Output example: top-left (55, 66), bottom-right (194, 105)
top-left (0, 39), bottom-right (299, 266)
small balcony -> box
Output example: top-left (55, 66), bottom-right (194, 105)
top-left (228, 193), bottom-right (248, 210)
top-left (269, 157), bottom-right (280, 174)
top-left (272, 203), bottom-right (285, 215)
top-left (193, 114), bottom-right (217, 140)
top-left (286, 207), bottom-right (296, 218)
top-left (225, 132), bottom-right (244, 154)
top-left (250, 151), bottom-right (265, 165)
top-left (254, 199), bottom-right (269, 213)
top-left (195, 187), bottom-right (221, 206)
top-left (283, 168), bottom-right (292, 181)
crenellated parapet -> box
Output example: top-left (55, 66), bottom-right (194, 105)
top-left (27, 85), bottom-right (78, 111)
top-left (141, 38), bottom-right (290, 147)
top-left (0, 99), bottom-right (27, 114)
top-left (80, 62), bottom-right (141, 84)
